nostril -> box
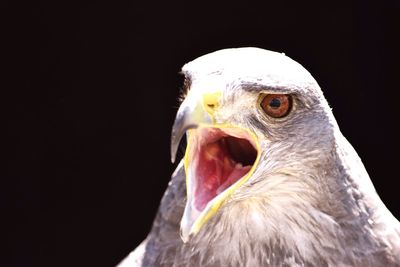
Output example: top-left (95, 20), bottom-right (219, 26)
top-left (203, 92), bottom-right (221, 115)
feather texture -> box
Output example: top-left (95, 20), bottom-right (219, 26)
top-left (118, 48), bottom-right (400, 267)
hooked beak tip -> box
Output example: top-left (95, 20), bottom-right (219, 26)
top-left (170, 99), bottom-right (211, 164)
top-left (170, 123), bottom-right (197, 164)
top-left (170, 148), bottom-right (177, 164)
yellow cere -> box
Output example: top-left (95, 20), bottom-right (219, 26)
top-left (202, 91), bottom-right (222, 118)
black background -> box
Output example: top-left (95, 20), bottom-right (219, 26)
top-left (4, 1), bottom-right (400, 267)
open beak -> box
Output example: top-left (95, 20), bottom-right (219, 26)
top-left (171, 91), bottom-right (261, 242)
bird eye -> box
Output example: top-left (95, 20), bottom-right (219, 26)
top-left (260, 94), bottom-right (292, 118)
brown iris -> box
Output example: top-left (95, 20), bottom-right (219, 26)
top-left (260, 94), bottom-right (292, 118)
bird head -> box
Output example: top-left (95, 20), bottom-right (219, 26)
top-left (170, 48), bottom-right (371, 245)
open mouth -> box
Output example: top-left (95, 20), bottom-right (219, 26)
top-left (187, 127), bottom-right (259, 212)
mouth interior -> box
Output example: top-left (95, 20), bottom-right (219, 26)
top-left (193, 129), bottom-right (258, 211)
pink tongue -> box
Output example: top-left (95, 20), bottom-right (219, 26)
top-left (194, 140), bottom-right (251, 211)
top-left (217, 165), bottom-right (251, 194)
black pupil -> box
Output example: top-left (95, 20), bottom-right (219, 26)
top-left (269, 98), bottom-right (281, 108)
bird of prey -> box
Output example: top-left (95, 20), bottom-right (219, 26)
top-left (119, 47), bottom-right (400, 267)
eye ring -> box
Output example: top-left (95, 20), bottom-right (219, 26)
top-left (260, 94), bottom-right (292, 118)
